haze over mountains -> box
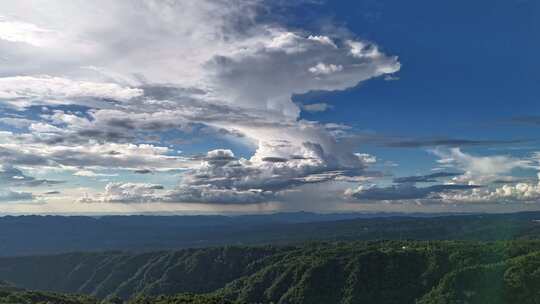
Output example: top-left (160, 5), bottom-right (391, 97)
top-left (2, 212), bottom-right (540, 257)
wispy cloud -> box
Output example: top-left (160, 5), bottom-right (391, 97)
top-left (301, 102), bottom-right (333, 113)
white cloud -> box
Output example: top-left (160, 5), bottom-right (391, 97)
top-left (347, 40), bottom-right (384, 59)
top-left (437, 174), bottom-right (540, 204)
top-left (0, 131), bottom-right (192, 170)
top-left (301, 102), bottom-right (332, 113)
top-left (342, 149), bottom-right (540, 206)
top-left (0, 16), bottom-right (59, 47)
top-left (0, 76), bottom-right (143, 108)
top-left (83, 141), bottom-right (371, 204)
top-left (431, 148), bottom-right (533, 184)
top-left (0, 0), bottom-right (262, 85)
top-left (73, 170), bottom-right (117, 177)
top-left (355, 153), bottom-right (377, 165)
top-left (207, 30), bottom-right (400, 118)
top-left (308, 35), bottom-right (338, 48)
top-left (308, 63), bottom-right (343, 75)
top-left (79, 182), bottom-right (164, 203)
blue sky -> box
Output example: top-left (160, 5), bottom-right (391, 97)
top-left (296, 0), bottom-right (540, 172)
top-left (0, 0), bottom-right (539, 214)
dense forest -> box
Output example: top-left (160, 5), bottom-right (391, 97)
top-left (0, 281), bottom-right (234, 304)
top-left (2, 240), bottom-right (540, 303)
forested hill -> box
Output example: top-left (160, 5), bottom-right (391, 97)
top-left (2, 241), bottom-right (540, 303)
top-left (2, 211), bottom-right (540, 256)
top-left (0, 282), bottom-right (234, 304)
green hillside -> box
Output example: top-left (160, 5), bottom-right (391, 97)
top-left (2, 241), bottom-right (540, 303)
top-left (0, 281), bottom-right (234, 304)
top-left (0, 289), bottom-right (233, 304)
top-left (216, 241), bottom-right (540, 304)
top-left (0, 247), bottom-right (282, 299)
top-left (0, 281), bottom-right (97, 304)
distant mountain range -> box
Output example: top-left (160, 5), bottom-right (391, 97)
top-left (2, 211), bottom-right (540, 256)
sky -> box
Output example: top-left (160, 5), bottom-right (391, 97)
top-left (1, 0), bottom-right (540, 214)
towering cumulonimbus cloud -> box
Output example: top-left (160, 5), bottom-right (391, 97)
top-left (0, 0), bottom-right (402, 207)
